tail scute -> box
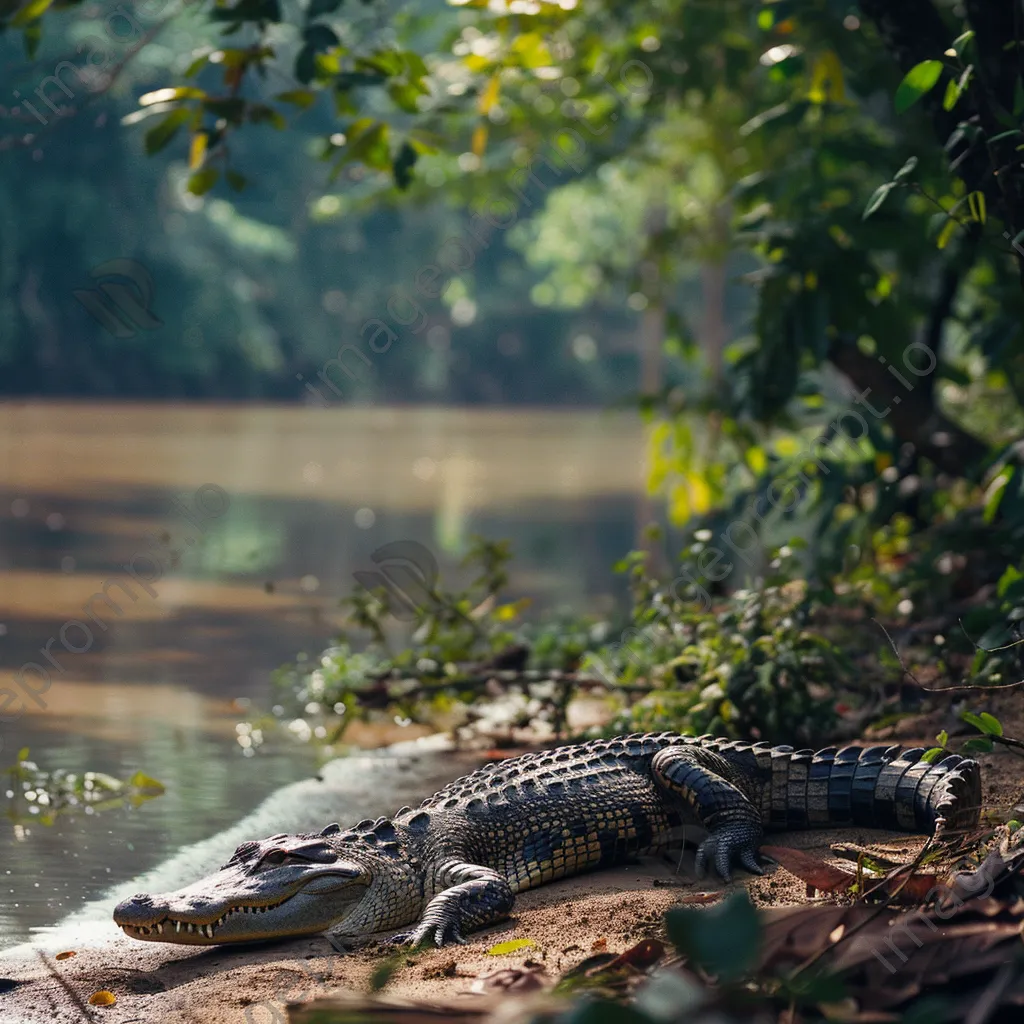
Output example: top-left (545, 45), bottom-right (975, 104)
top-left (766, 744), bottom-right (983, 834)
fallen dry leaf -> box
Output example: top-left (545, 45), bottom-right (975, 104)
top-left (590, 938), bottom-right (607, 952)
top-left (603, 938), bottom-right (665, 973)
top-left (761, 845), bottom-right (856, 893)
top-left (884, 872), bottom-right (940, 903)
top-left (88, 990), bottom-right (116, 1006)
top-left (54, 951), bottom-right (76, 961)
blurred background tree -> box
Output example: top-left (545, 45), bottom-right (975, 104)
top-left (4, 0), bottom-right (1024, 632)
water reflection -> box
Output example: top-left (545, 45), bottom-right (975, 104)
top-left (0, 402), bottom-right (645, 948)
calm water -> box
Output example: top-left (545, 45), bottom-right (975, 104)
top-left (0, 402), bottom-right (646, 949)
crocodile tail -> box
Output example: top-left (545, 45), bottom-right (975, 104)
top-left (764, 743), bottom-right (983, 833)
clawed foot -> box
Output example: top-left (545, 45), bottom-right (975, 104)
top-left (386, 919), bottom-right (467, 949)
top-left (694, 825), bottom-right (765, 882)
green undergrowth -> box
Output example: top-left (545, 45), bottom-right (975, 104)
top-left (239, 513), bottom-right (1024, 755)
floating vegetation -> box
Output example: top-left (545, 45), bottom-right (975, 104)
top-left (4, 749), bottom-right (165, 829)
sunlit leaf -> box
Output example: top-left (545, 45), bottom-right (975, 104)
top-left (471, 123), bottom-right (488, 158)
top-left (863, 182), bottom-right (895, 220)
top-left (893, 156), bottom-right (918, 182)
top-left (967, 190), bottom-right (986, 224)
top-left (12, 0), bottom-right (55, 27)
top-left (895, 60), bottom-right (943, 114)
top-left (936, 216), bottom-right (959, 250)
top-left (478, 74), bottom-right (500, 115)
top-left (188, 132), bottom-right (207, 170)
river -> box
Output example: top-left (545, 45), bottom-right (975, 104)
top-left (0, 402), bottom-right (646, 949)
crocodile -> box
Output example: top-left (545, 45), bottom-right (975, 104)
top-left (113, 732), bottom-right (982, 948)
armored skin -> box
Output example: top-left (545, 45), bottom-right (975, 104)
top-left (113, 732), bottom-right (982, 948)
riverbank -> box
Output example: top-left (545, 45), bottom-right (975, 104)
top-left (2, 699), bottom-right (1020, 1024)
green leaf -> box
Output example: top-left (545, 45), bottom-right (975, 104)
top-left (295, 44), bottom-right (317, 84)
top-left (387, 81), bottom-right (425, 114)
top-left (127, 771), bottom-right (165, 793)
top-left (1015, 77), bottom-right (1024, 117)
top-left (936, 729), bottom-right (949, 748)
top-left (248, 104), bottom-right (287, 129)
top-left (304, 23), bottom-right (340, 52)
top-left (936, 216), bottom-right (960, 250)
top-left (962, 711), bottom-right (1003, 736)
top-left (17, 747), bottom-right (29, 762)
top-left (952, 30), bottom-right (974, 56)
top-left (184, 52), bottom-right (212, 77)
top-left (892, 156), bottom-right (918, 182)
top-left (12, 0), bottom-right (54, 27)
top-left (895, 61), bottom-right (944, 114)
top-left (187, 167), bottom-right (220, 195)
top-left (486, 938), bottom-right (536, 955)
top-left (961, 737), bottom-right (994, 754)
top-left (921, 747), bottom-right (944, 763)
top-left (985, 468), bottom-right (1014, 524)
top-left (665, 890), bottom-right (761, 981)
top-left (979, 713), bottom-right (1003, 736)
top-left (347, 120), bottom-right (390, 170)
top-left (967, 190), bottom-right (986, 224)
top-left (392, 140), bottom-right (418, 190)
top-left (143, 108), bottom-right (192, 155)
top-left (307, 0), bottom-right (343, 16)
top-left (943, 65), bottom-right (972, 112)
top-left (997, 562), bottom-right (1023, 597)
top-left (942, 78), bottom-right (959, 112)
top-left (276, 89), bottom-right (317, 109)
top-left (863, 182), bottom-right (895, 220)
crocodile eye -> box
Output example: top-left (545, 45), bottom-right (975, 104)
top-left (261, 850), bottom-right (288, 867)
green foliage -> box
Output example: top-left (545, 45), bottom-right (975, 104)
top-left (244, 536), bottom-right (602, 746)
top-left (595, 538), bottom-right (847, 745)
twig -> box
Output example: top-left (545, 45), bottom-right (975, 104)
top-left (35, 949), bottom-right (96, 1023)
top-left (874, 619), bottom-right (1024, 693)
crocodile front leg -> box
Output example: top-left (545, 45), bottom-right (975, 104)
top-left (391, 861), bottom-right (514, 948)
top-left (653, 745), bottom-right (765, 882)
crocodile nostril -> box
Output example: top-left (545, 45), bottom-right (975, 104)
top-left (131, 894), bottom-right (153, 904)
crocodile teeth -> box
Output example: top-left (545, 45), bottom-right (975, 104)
top-left (155, 923), bottom-right (163, 935)
top-left (175, 922), bottom-right (181, 933)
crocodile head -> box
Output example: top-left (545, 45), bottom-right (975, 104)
top-left (113, 824), bottom-right (373, 945)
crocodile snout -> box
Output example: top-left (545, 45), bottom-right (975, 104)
top-left (114, 892), bottom-right (163, 926)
